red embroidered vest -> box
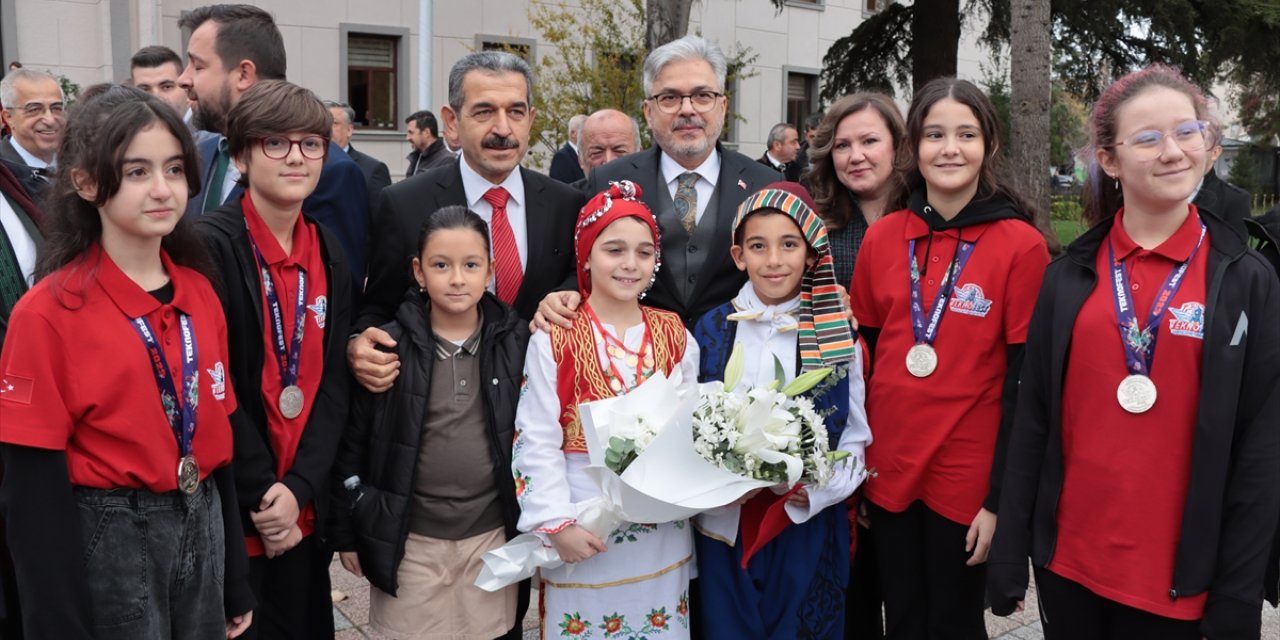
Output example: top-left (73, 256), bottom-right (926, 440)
top-left (551, 306), bottom-right (687, 453)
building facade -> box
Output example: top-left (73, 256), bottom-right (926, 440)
top-left (1, 0), bottom-right (994, 176)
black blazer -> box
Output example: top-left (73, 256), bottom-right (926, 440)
top-left (549, 143), bottom-right (584, 184)
top-left (586, 144), bottom-right (781, 324)
top-left (346, 144), bottom-right (392, 214)
top-left (1194, 168), bottom-right (1252, 235)
top-left (0, 138), bottom-right (49, 204)
top-left (197, 202), bottom-right (354, 540)
top-left (359, 162), bottom-right (585, 327)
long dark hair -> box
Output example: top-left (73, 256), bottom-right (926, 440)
top-left (897, 78), bottom-right (1060, 253)
top-left (1081, 64), bottom-right (1211, 227)
top-left (35, 84), bottom-right (208, 298)
top-left (807, 93), bottom-right (906, 230)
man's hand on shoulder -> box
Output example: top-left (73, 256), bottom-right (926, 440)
top-left (532, 291), bottom-right (582, 333)
top-left (347, 327), bottom-right (400, 392)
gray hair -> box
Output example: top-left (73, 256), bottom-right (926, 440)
top-left (1, 69), bottom-right (64, 110)
top-left (642, 35), bottom-right (727, 96)
top-left (576, 110), bottom-right (642, 151)
top-left (447, 52), bottom-right (535, 113)
top-left (568, 114), bottom-right (587, 138)
top-left (766, 122), bottom-right (794, 148)
top-left (323, 100), bottom-right (355, 126)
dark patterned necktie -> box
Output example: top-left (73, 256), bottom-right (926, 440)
top-left (675, 172), bottom-right (699, 235)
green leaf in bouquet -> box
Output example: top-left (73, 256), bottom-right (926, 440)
top-left (773, 354), bottom-right (787, 388)
top-left (724, 342), bottom-right (746, 390)
top-left (605, 436), bottom-right (638, 473)
top-left (782, 367), bottom-right (833, 397)
top-left (826, 450), bottom-right (851, 463)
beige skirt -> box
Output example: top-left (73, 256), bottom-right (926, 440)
top-left (369, 527), bottom-right (517, 640)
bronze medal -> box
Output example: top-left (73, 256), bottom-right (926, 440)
top-left (177, 455), bottom-right (200, 495)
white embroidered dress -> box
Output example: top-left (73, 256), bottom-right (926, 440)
top-left (514, 321), bottom-right (699, 639)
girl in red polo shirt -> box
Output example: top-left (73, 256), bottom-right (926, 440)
top-left (849, 77), bottom-right (1052, 638)
top-left (196, 80), bottom-right (353, 640)
top-left (989, 65), bottom-right (1280, 640)
top-left (0, 85), bottom-right (254, 638)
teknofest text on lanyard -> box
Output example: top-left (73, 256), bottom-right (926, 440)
top-left (905, 236), bottom-right (976, 377)
top-left (129, 313), bottom-right (201, 494)
top-left (1107, 220), bottom-right (1206, 414)
top-left (249, 239), bottom-right (309, 420)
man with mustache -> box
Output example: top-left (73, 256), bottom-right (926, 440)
top-left (176, 4), bottom-right (369, 290)
top-left (536, 35), bottom-right (781, 327)
top-left (0, 69), bottom-right (64, 202)
top-left (346, 50), bottom-right (582, 640)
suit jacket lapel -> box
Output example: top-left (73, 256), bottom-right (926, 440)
top-left (636, 149), bottom-right (685, 303)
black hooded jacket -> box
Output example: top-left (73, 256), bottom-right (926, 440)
top-left (988, 208), bottom-right (1280, 639)
top-left (328, 290), bottom-right (529, 595)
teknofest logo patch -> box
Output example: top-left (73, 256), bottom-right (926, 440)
top-left (950, 283), bottom-right (994, 318)
top-left (309, 295), bottom-right (328, 329)
top-left (1167, 301), bottom-right (1206, 339)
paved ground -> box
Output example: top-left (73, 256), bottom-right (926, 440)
top-left (329, 556), bottom-right (1280, 639)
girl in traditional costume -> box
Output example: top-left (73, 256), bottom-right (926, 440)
top-left (691, 182), bottom-right (871, 637)
top-left (512, 181), bottom-right (699, 638)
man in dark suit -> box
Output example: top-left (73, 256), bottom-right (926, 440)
top-left (537, 35), bottom-right (780, 327)
top-left (757, 122), bottom-right (800, 181)
top-left (548, 113), bottom-right (586, 184)
top-left (327, 100), bottom-right (391, 213)
top-left (791, 111), bottom-right (821, 183)
top-left (0, 68), bottom-right (65, 203)
top-left (346, 50), bottom-right (581, 640)
top-left (177, 4), bottom-right (369, 290)
top-left (1194, 140), bottom-right (1252, 235)
top-left (568, 109), bottom-right (642, 193)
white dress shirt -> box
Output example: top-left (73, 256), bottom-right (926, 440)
top-left (459, 159), bottom-right (528, 280)
top-left (9, 139), bottom-right (52, 170)
top-left (660, 149), bottom-right (721, 227)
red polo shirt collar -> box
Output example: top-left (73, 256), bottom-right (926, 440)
top-left (91, 243), bottom-right (195, 318)
top-left (241, 192), bottom-right (312, 267)
top-left (1109, 206), bottom-right (1203, 263)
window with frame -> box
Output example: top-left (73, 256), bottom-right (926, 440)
top-left (864, 0), bottom-right (884, 13)
top-left (347, 34), bottom-right (398, 129)
top-left (785, 72), bottom-right (819, 133)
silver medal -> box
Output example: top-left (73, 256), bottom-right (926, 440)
top-left (278, 385), bottom-right (305, 419)
top-left (906, 343), bottom-right (938, 378)
top-left (177, 455), bottom-right (200, 495)
top-left (1116, 374), bottom-right (1157, 414)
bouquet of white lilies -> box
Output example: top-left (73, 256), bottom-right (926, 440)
top-left (692, 343), bottom-right (850, 489)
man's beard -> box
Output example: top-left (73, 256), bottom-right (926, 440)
top-left (191, 84), bottom-right (232, 134)
top-left (658, 115), bottom-right (724, 160)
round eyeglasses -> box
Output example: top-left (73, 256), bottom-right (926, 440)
top-left (645, 91), bottom-right (725, 114)
top-left (259, 136), bottom-right (328, 160)
top-left (1110, 120), bottom-right (1214, 162)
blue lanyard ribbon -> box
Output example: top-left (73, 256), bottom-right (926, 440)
top-left (1106, 220), bottom-right (1206, 376)
top-left (250, 240), bottom-right (307, 388)
top-left (129, 314), bottom-right (198, 457)
top-left (908, 237), bottom-right (976, 346)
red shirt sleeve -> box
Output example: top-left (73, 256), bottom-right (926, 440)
top-left (1002, 233), bottom-right (1050, 344)
top-left (0, 305), bottom-right (75, 450)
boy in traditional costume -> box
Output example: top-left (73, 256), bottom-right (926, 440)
top-left (692, 182), bottom-right (871, 638)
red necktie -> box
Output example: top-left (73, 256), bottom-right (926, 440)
top-left (483, 187), bottom-right (522, 305)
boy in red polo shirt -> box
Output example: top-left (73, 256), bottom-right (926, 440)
top-left (197, 80), bottom-right (353, 640)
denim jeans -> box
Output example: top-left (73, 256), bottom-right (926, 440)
top-left (74, 479), bottom-right (226, 640)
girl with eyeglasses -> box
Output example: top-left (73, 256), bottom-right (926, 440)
top-left (197, 80), bottom-right (354, 640)
top-left (988, 64), bottom-right (1280, 640)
